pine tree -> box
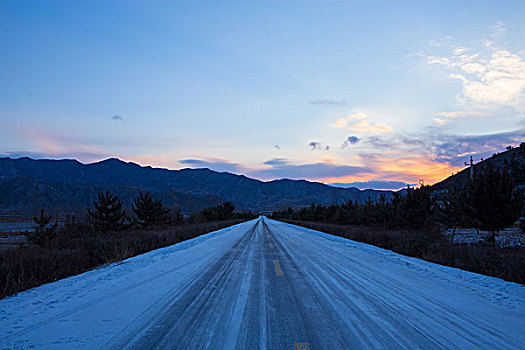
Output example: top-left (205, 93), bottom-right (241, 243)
top-left (87, 191), bottom-right (126, 233)
top-left (132, 192), bottom-right (171, 228)
top-left (218, 201), bottom-right (235, 220)
top-left (376, 194), bottom-right (394, 227)
top-left (171, 207), bottom-right (184, 226)
top-left (30, 209), bottom-right (57, 247)
top-left (437, 186), bottom-right (466, 242)
top-left (395, 186), bottom-right (434, 229)
top-left (200, 201), bottom-right (236, 222)
top-left (464, 163), bottom-right (522, 244)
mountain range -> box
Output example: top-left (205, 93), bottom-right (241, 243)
top-left (0, 157), bottom-right (393, 215)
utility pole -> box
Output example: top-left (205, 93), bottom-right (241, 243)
top-left (465, 156), bottom-right (474, 180)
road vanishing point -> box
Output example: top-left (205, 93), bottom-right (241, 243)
top-left (1, 218), bottom-right (524, 349)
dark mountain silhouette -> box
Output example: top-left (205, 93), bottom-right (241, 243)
top-left (0, 176), bottom-right (224, 216)
top-left (432, 142), bottom-right (525, 191)
top-left (0, 157), bottom-right (393, 215)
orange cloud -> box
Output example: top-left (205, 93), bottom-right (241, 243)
top-left (376, 157), bottom-right (460, 183)
top-left (332, 112), bottom-right (367, 128)
top-left (320, 172), bottom-right (377, 184)
top-left (351, 120), bottom-right (393, 134)
top-left (15, 129), bottom-right (108, 162)
top-left (321, 155), bottom-right (462, 185)
top-left (20, 130), bottom-right (65, 155)
top-left (332, 112), bottom-right (392, 134)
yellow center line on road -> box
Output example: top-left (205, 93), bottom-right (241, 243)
top-left (273, 260), bottom-right (283, 276)
top-left (269, 242), bottom-right (274, 249)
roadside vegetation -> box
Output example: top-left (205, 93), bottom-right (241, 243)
top-left (0, 192), bottom-right (255, 299)
top-left (273, 163), bottom-right (525, 284)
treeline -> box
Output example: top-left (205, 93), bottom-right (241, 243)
top-left (29, 191), bottom-right (255, 247)
top-left (273, 189), bottom-right (433, 230)
top-left (273, 163), bottom-right (524, 242)
top-left (1, 193), bottom-right (255, 298)
top-left (191, 201), bottom-right (255, 223)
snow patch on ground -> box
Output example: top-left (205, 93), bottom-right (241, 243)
top-left (443, 227), bottom-right (525, 247)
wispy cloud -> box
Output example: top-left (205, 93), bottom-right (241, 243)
top-left (341, 136), bottom-right (360, 148)
top-left (363, 128), bottom-right (525, 166)
top-left (252, 160), bottom-right (371, 180)
top-left (176, 156), bottom-right (372, 182)
top-left (491, 21), bottom-right (506, 40)
top-left (333, 112), bottom-right (392, 134)
top-left (309, 141), bottom-right (321, 150)
top-left (119, 155), bottom-right (173, 169)
top-left (2, 150), bottom-right (109, 162)
top-left (433, 130), bottom-right (525, 163)
top-left (264, 158), bottom-right (289, 166)
top-left (432, 118), bottom-right (448, 126)
top-left (18, 129), bottom-right (66, 154)
top-left (111, 115), bottom-right (124, 121)
top-left (425, 30), bottom-right (525, 111)
top-left (274, 144), bottom-right (280, 150)
top-left (309, 141), bottom-right (330, 151)
top-left (435, 111), bottom-right (489, 119)
top-left (351, 120), bottom-right (392, 134)
top-left (332, 112), bottom-right (366, 128)
top-left (8, 129), bottom-right (110, 162)
top-left (309, 99), bottom-right (347, 105)
top-left (351, 153), bottom-right (458, 185)
top-left (339, 126), bottom-right (524, 185)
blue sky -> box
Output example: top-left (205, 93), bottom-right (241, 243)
top-left (1, 0), bottom-right (524, 189)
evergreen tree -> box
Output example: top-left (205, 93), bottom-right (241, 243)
top-left (132, 192), bottom-right (171, 228)
top-left (171, 207), bottom-right (184, 226)
top-left (376, 194), bottom-right (394, 227)
top-left (509, 154), bottom-right (525, 184)
top-left (30, 209), bottom-right (57, 247)
top-left (87, 191), bottom-right (126, 233)
top-left (395, 186), bottom-right (434, 229)
top-left (218, 201), bottom-right (235, 220)
top-left (464, 163), bottom-right (522, 244)
top-left (200, 201), bottom-right (236, 222)
top-left (437, 186), bottom-right (466, 242)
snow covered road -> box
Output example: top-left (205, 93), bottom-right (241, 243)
top-left (1, 217), bottom-right (525, 349)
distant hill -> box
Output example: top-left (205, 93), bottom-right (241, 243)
top-left (0, 157), bottom-right (393, 215)
top-left (432, 142), bottom-right (525, 191)
top-left (0, 176), bottom-right (225, 216)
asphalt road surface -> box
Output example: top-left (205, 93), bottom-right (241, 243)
top-left (1, 218), bottom-right (524, 349)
